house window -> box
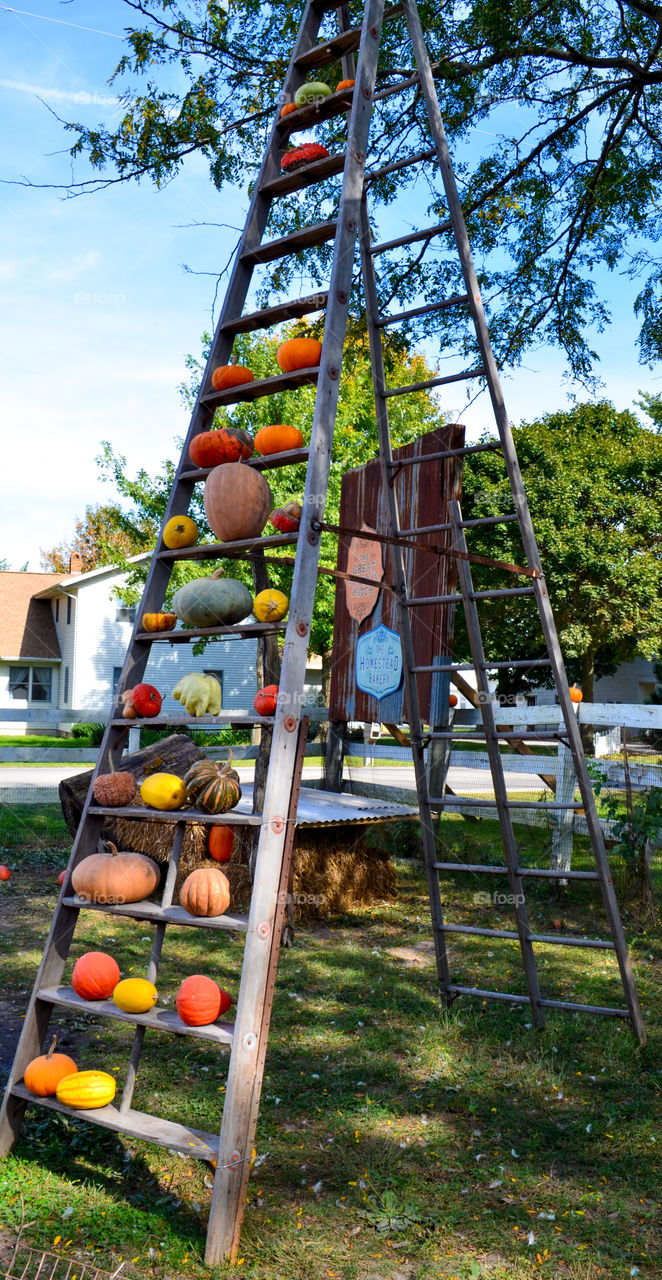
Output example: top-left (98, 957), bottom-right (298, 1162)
top-left (115, 605), bottom-right (137, 623)
top-left (66, 596), bottom-right (72, 624)
top-left (112, 666), bottom-right (123, 692)
top-left (8, 666), bottom-right (53, 703)
top-left (63, 666), bottom-right (69, 703)
top-left (55, 598), bottom-right (60, 622)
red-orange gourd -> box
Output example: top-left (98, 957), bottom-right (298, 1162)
top-left (254, 424), bottom-right (304, 456)
top-left (71, 951), bottom-right (121, 1001)
top-left (254, 684), bottom-right (279, 716)
top-left (277, 338), bottom-right (322, 372)
top-left (337, 78), bottom-right (355, 90)
top-left (208, 826), bottom-right (235, 864)
top-left (569, 685), bottom-right (583, 703)
top-left (176, 975), bottom-right (222, 1026)
top-left (211, 364), bottom-right (255, 392)
top-left (142, 612), bottom-right (177, 633)
top-left (280, 102), bottom-right (297, 117)
top-left (449, 693), bottom-right (458, 708)
top-left (23, 1035), bottom-right (78, 1097)
top-left (189, 427), bottom-right (254, 469)
top-left (281, 142), bottom-right (329, 171)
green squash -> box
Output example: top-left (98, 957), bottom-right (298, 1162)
top-left (172, 577), bottom-right (253, 628)
top-left (294, 81), bottom-right (332, 107)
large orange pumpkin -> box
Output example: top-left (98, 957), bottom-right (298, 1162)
top-left (72, 843), bottom-right (160, 904)
top-left (176, 975), bottom-right (222, 1025)
top-left (208, 825), bottom-right (235, 863)
top-left (210, 364), bottom-right (254, 392)
top-left (189, 427), bottom-right (254, 469)
top-left (254, 424), bottom-right (304, 456)
top-left (204, 462), bottom-right (272, 542)
top-left (179, 867), bottom-right (231, 917)
top-left (24, 1035), bottom-right (78, 1096)
top-left (277, 337), bottom-right (322, 372)
top-left (71, 951), bottom-right (121, 1001)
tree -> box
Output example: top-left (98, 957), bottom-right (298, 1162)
top-left (28, 0), bottom-right (662, 377)
top-left (461, 400), bottom-right (662, 701)
top-left (39, 502), bottom-right (156, 574)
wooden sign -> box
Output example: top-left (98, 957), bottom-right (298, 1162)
top-left (344, 523), bottom-right (383, 623)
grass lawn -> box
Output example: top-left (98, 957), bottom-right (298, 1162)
top-left (0, 804), bottom-right (660, 1280)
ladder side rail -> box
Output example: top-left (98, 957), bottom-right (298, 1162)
top-left (403, 0), bottom-right (645, 1043)
top-left (448, 500), bottom-right (545, 1027)
top-left (358, 196), bottom-right (452, 997)
top-left (205, 2), bottom-right (387, 1261)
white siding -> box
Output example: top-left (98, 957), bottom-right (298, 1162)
top-left (52, 592), bottom-right (76, 710)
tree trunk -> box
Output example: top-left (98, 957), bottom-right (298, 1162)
top-left (320, 649), bottom-right (346, 791)
top-left (580, 650), bottom-right (595, 754)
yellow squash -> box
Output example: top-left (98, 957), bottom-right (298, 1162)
top-left (140, 772), bottom-right (188, 811)
top-left (112, 978), bottom-right (158, 1013)
top-left (163, 515), bottom-right (198, 549)
top-left (56, 1070), bottom-right (116, 1109)
top-left (253, 588), bottom-right (289, 623)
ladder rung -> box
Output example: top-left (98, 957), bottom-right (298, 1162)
top-left (295, 24), bottom-right (362, 69)
top-left (429, 731), bottom-right (562, 740)
top-left (110, 714), bottom-right (273, 730)
top-left (404, 586), bottom-right (535, 606)
top-left (11, 1084), bottom-right (219, 1161)
top-left (202, 367), bottom-right (319, 409)
top-left (136, 623), bottom-right (287, 644)
top-left (373, 72), bottom-right (420, 102)
top-left (434, 862), bottom-right (600, 882)
top-left (399, 514), bottom-right (520, 535)
top-left (261, 152), bottom-right (346, 197)
top-left (410, 658), bottom-right (552, 672)
top-left (516, 867), bottom-right (600, 881)
top-left (181, 446), bottom-right (310, 481)
top-left (537, 997), bottom-right (629, 1017)
top-left (38, 986), bottom-right (234, 1045)
top-left (277, 88), bottom-right (354, 134)
top-left (441, 923), bottom-right (520, 940)
top-left (376, 294), bottom-right (469, 327)
top-left (447, 984), bottom-right (530, 1005)
top-left (446, 987), bottom-right (630, 1019)
top-left (387, 440), bottom-right (501, 466)
top-left (369, 219), bottom-right (452, 256)
top-left (529, 933), bottom-right (614, 950)
top-left (159, 532), bottom-right (298, 561)
top-left (88, 802), bottom-right (264, 825)
top-left (440, 923), bottom-right (614, 949)
top-left (241, 220), bottom-right (337, 264)
top-left (63, 894), bottom-right (250, 931)
top-left (366, 146), bottom-right (436, 183)
top-left (222, 293), bottom-right (329, 334)
top-left (384, 366), bottom-right (485, 397)
top-left (427, 797), bottom-right (583, 810)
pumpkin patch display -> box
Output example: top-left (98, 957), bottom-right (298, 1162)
top-left (23, 1036), bottom-right (77, 1097)
top-left (142, 612), bottom-right (177, 633)
top-left (172, 574), bottom-right (253, 628)
top-left (71, 951), bottom-right (121, 1001)
top-left (184, 756), bottom-right (242, 814)
top-left (254, 424), bottom-right (304, 456)
top-left (281, 142), bottom-right (329, 171)
top-left (253, 587), bottom-right (289, 623)
top-left (294, 81), bottom-right (332, 107)
top-left (56, 1070), bottom-right (116, 1109)
top-left (176, 974), bottom-right (222, 1025)
top-left (72, 843), bottom-right (160, 903)
top-left (189, 426), bottom-right (254, 469)
top-left (179, 866), bottom-right (231, 917)
top-left (276, 337), bottom-right (322, 371)
top-left (140, 772), bottom-right (188, 811)
top-left (113, 978), bottom-right (158, 1013)
top-left (173, 672), bottom-right (222, 717)
top-left (204, 462), bottom-right (272, 542)
top-left (92, 770), bottom-right (138, 807)
top-left (208, 825), bottom-right (234, 863)
top-left (120, 683), bottom-right (162, 719)
top-left (254, 685), bottom-right (279, 716)
top-left (271, 500), bottom-right (302, 533)
top-left (163, 515), bottom-right (198, 549)
top-left (210, 364), bottom-right (254, 392)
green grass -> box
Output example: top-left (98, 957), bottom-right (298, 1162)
top-left (0, 805), bottom-right (660, 1279)
top-left (0, 736), bottom-right (95, 749)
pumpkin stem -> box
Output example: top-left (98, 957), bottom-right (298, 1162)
top-left (210, 568), bottom-right (226, 581)
top-left (106, 841), bottom-right (119, 857)
top-left (46, 1034), bottom-right (57, 1060)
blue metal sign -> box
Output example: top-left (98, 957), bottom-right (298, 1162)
top-left (355, 623), bottom-right (403, 701)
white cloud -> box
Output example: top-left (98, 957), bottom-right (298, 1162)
top-left (47, 250), bottom-right (101, 283)
top-left (0, 78), bottom-right (118, 107)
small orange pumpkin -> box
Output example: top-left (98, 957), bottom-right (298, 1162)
top-left (209, 826), bottom-right (235, 863)
top-left (337, 78), bottom-right (355, 90)
top-left (280, 102), bottom-right (297, 117)
top-left (569, 685), bottom-right (583, 703)
top-left (24, 1035), bottom-right (78, 1097)
top-left (254, 684), bottom-right (279, 716)
top-left (254, 424), bottom-right (304, 456)
top-left (142, 612), bottom-right (177, 632)
top-left (189, 426), bottom-right (254, 469)
top-left (71, 951), bottom-right (121, 1001)
top-left (179, 867), bottom-right (231, 917)
top-left (277, 337), bottom-right (323, 372)
top-left (211, 364), bottom-right (255, 392)
top-left (449, 693), bottom-right (458, 708)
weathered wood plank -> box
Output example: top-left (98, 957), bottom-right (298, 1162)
top-left (39, 986), bottom-right (234, 1045)
top-left (62, 896), bottom-right (249, 931)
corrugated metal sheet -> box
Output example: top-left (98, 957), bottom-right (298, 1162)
top-left (238, 782), bottom-right (419, 825)
top-left (329, 426), bottom-right (464, 722)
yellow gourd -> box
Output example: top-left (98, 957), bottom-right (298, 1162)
top-left (112, 978), bottom-right (158, 1013)
top-left (172, 672), bottom-right (222, 716)
top-left (253, 589), bottom-right (289, 623)
top-left (140, 772), bottom-right (188, 811)
top-left (163, 515), bottom-right (198, 549)
top-left (56, 1070), bottom-right (116, 1109)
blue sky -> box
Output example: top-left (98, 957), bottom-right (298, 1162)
top-left (1, 1), bottom-right (659, 572)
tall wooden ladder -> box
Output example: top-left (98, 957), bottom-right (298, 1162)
top-left (0, 0), bottom-right (645, 1268)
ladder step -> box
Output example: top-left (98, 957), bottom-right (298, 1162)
top-left (295, 24), bottom-right (362, 69)
top-left (181, 446), bottom-right (310, 482)
top-left (261, 152), bottom-right (346, 198)
top-left (427, 797), bottom-right (583, 810)
top-left (387, 440), bottom-right (501, 466)
top-left (405, 586), bottom-right (535, 606)
top-left (411, 658), bottom-right (552, 672)
top-left (369, 219), bottom-right (452, 256)
top-left (63, 894), bottom-right (250, 932)
top-left (241, 220), bottom-right (337, 264)
top-left (110, 714), bottom-right (273, 731)
top-left (384, 366), bottom-right (485, 397)
top-left (445, 987), bottom-right (630, 1019)
top-left (366, 147), bottom-right (436, 183)
top-left (88, 802), bottom-right (263, 825)
top-left (222, 293), bottom-right (328, 334)
top-left (159, 532), bottom-right (299, 562)
top-left (277, 88), bottom-right (354, 134)
top-left (202, 367), bottom-right (319, 409)
top-left (373, 72), bottom-right (420, 102)
top-left (11, 1084), bottom-right (219, 1161)
top-left (38, 986), bottom-right (234, 1045)
top-left (377, 295), bottom-right (469, 327)
top-left (440, 923), bottom-right (614, 949)
top-left (398, 514), bottom-right (520, 535)
top-left (433, 862), bottom-right (600, 882)
top-left (137, 623), bottom-right (287, 644)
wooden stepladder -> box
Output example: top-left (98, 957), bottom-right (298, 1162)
top-left (0, 0), bottom-right (645, 1266)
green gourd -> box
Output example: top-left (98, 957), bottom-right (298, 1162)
top-left (172, 574), bottom-right (253, 628)
top-left (295, 81), bottom-right (332, 107)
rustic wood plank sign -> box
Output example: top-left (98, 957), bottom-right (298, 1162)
top-left (345, 523), bottom-right (384, 622)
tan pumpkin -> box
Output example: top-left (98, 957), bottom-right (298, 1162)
top-left (179, 866), bottom-right (231, 917)
top-left (71, 842), bottom-right (160, 904)
top-left (92, 771), bottom-right (137, 807)
top-left (204, 462), bottom-right (272, 542)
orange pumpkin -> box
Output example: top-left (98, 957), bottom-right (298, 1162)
top-left (71, 951), bottom-right (121, 1001)
top-left (254, 684), bottom-right (279, 716)
top-left (569, 685), bottom-right (583, 703)
top-left (337, 78), bottom-right (355, 90)
top-left (254, 424), bottom-right (304, 456)
top-left (179, 867), bottom-right (231, 918)
top-left (24, 1035), bottom-right (78, 1097)
top-left (72, 843), bottom-right (160, 904)
top-left (176, 975), bottom-right (222, 1025)
top-left (189, 426), bottom-right (254, 469)
top-left (280, 102), bottom-right (297, 117)
top-left (277, 337), bottom-right (322, 372)
top-left (211, 364), bottom-right (255, 392)
top-left (204, 463), bottom-right (272, 542)
top-left (449, 693), bottom-right (458, 708)
top-left (209, 826), bottom-right (235, 863)
top-left (142, 612), bottom-right (177, 632)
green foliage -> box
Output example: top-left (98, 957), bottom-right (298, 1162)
top-left (39, 502), bottom-right (155, 574)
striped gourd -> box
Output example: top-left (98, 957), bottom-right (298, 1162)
top-left (184, 754), bottom-right (241, 814)
top-left (56, 1070), bottom-right (116, 1109)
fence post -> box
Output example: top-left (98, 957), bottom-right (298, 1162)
top-left (550, 706), bottom-right (579, 878)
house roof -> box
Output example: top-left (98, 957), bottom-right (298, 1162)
top-left (0, 572), bottom-right (65, 661)
top-left (32, 551), bottom-right (152, 599)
